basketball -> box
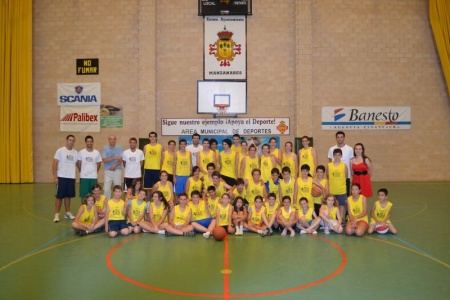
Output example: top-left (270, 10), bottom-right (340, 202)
top-left (212, 227), bottom-right (227, 241)
top-left (376, 225), bottom-right (389, 234)
top-left (311, 186), bottom-right (322, 197)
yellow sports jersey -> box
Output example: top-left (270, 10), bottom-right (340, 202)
top-left (155, 181), bottom-right (173, 202)
top-left (94, 195), bottom-right (106, 211)
top-left (242, 156), bottom-right (259, 181)
top-left (151, 202), bottom-right (167, 223)
top-left (208, 197), bottom-right (220, 218)
top-left (265, 204), bottom-right (278, 220)
top-left (371, 201), bottom-right (393, 224)
top-left (79, 204), bottom-right (95, 225)
top-left (198, 150), bottom-right (215, 175)
top-left (108, 199), bottom-right (125, 221)
top-left (266, 179), bottom-right (280, 197)
top-left (175, 151), bottom-right (191, 176)
top-left (203, 176), bottom-right (213, 192)
top-left (313, 178), bottom-right (327, 205)
top-left (187, 177), bottom-right (203, 198)
top-left (128, 199), bottom-right (147, 222)
top-left (348, 195), bottom-right (368, 222)
top-left (161, 150), bottom-right (174, 175)
top-left (212, 182), bottom-right (227, 199)
top-left (260, 155), bottom-right (274, 182)
top-left (298, 207), bottom-right (314, 222)
top-left (279, 178), bottom-right (295, 201)
top-left (231, 144), bottom-right (242, 154)
top-left (299, 147), bottom-right (315, 176)
top-left (296, 177), bottom-right (314, 209)
top-left (144, 143), bottom-right (162, 170)
top-left (173, 205), bottom-right (191, 225)
top-left (246, 180), bottom-right (265, 206)
top-left (328, 162), bottom-right (346, 195)
top-left (280, 206), bottom-right (294, 222)
top-left (217, 204), bottom-right (231, 226)
top-left (220, 151), bottom-right (237, 179)
top-left (325, 205), bottom-right (338, 221)
top-left (232, 188), bottom-right (247, 201)
top-left (250, 205), bottom-right (266, 225)
top-left (189, 200), bottom-right (209, 221)
top-left (281, 153), bottom-right (296, 177)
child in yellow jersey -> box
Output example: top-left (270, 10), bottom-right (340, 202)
top-left (276, 195), bottom-right (298, 237)
top-left (282, 141), bottom-right (298, 178)
top-left (269, 138), bottom-right (282, 169)
top-left (206, 186), bottom-right (220, 217)
top-left (240, 145), bottom-right (260, 181)
top-left (125, 178), bottom-right (141, 201)
top-left (313, 165), bottom-right (328, 216)
top-left (161, 140), bottom-right (176, 183)
top-left (298, 135), bottom-right (317, 177)
top-left (346, 183), bottom-right (368, 237)
top-left (189, 191), bottom-right (216, 239)
top-left (174, 139), bottom-right (192, 196)
top-left (152, 170), bottom-right (174, 205)
top-left (92, 184), bottom-right (106, 219)
top-left (197, 139), bottom-right (216, 178)
top-left (368, 188), bottom-right (397, 234)
top-left (186, 166), bottom-right (203, 199)
top-left (260, 144), bottom-right (276, 182)
top-left (327, 149), bottom-right (348, 225)
top-left (105, 185), bottom-right (130, 238)
top-left (245, 169), bottom-right (268, 207)
top-left (211, 171), bottom-right (233, 200)
top-left (165, 193), bottom-right (195, 237)
top-left (210, 138), bottom-right (221, 170)
top-left (295, 164), bottom-right (325, 210)
top-left (216, 193), bottom-right (235, 234)
top-left (202, 163), bottom-right (216, 199)
top-left (279, 166), bottom-right (295, 205)
top-left (139, 191), bottom-right (170, 234)
top-left (265, 168), bottom-right (280, 200)
top-left (264, 193), bottom-right (279, 235)
top-left (72, 193), bottom-right (103, 236)
top-left (127, 189), bottom-right (147, 234)
top-left (319, 194), bottom-right (343, 234)
top-left (220, 138), bottom-right (238, 186)
top-left (244, 195), bottom-right (270, 236)
top-left (230, 178), bottom-right (247, 204)
top-left (232, 197), bottom-right (248, 235)
top-left (296, 198), bottom-right (321, 235)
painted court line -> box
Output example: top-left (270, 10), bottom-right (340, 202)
top-left (18, 229), bottom-right (73, 259)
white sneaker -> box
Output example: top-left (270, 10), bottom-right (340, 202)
top-left (64, 212), bottom-right (75, 220)
top-left (300, 230), bottom-right (307, 234)
top-left (324, 227), bottom-right (330, 234)
top-left (312, 231), bottom-right (317, 234)
top-left (257, 230), bottom-right (263, 234)
top-left (203, 232), bottom-right (211, 239)
top-left (157, 230), bottom-right (165, 235)
top-left (53, 213), bottom-right (60, 222)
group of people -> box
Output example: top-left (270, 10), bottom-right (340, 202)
top-left (52, 131), bottom-right (396, 238)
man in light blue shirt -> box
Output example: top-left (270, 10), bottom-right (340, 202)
top-left (102, 135), bottom-right (123, 199)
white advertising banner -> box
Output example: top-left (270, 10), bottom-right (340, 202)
top-left (60, 106), bottom-right (100, 132)
top-left (57, 83), bottom-right (101, 106)
top-left (204, 15), bottom-right (246, 80)
top-left (162, 118), bottom-right (289, 136)
top-left (322, 107), bottom-right (411, 130)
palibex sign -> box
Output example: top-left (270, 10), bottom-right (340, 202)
top-left (57, 83), bottom-right (101, 106)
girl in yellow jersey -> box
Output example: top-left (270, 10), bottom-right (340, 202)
top-left (265, 193), bottom-right (279, 235)
top-left (269, 138), bottom-right (282, 171)
top-left (140, 191), bottom-right (170, 234)
top-left (282, 141), bottom-right (298, 178)
top-left (244, 196), bottom-right (270, 236)
top-left (220, 139), bottom-right (238, 186)
top-left (279, 166), bottom-right (295, 205)
top-left (276, 196), bottom-right (298, 237)
top-left (186, 166), bottom-right (203, 199)
top-left (72, 194), bottom-right (103, 236)
top-left (313, 165), bottom-right (328, 216)
top-left (346, 183), bottom-right (368, 237)
top-left (127, 189), bottom-right (148, 234)
top-left (232, 197), bottom-right (248, 235)
top-left (368, 188), bottom-right (397, 234)
top-left (174, 139), bottom-right (192, 195)
top-left (237, 141), bottom-right (248, 178)
top-left (165, 193), bottom-right (195, 236)
top-left (189, 191), bottom-right (216, 238)
top-left (92, 184), bottom-right (106, 219)
top-left (245, 169), bottom-right (268, 207)
top-left (260, 144), bottom-right (276, 182)
top-left (105, 185), bottom-right (130, 238)
top-left (240, 145), bottom-right (260, 181)
top-left (216, 194), bottom-right (235, 234)
top-left (319, 194), bottom-right (343, 234)
top-left (206, 186), bottom-right (220, 217)
top-left (197, 139), bottom-right (216, 178)
top-left (161, 140), bottom-right (176, 183)
top-left (296, 198), bottom-right (321, 235)
top-left (152, 171), bottom-right (174, 205)
top-left (295, 164), bottom-right (325, 210)
top-left (298, 136), bottom-right (317, 177)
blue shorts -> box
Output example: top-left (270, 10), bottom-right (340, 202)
top-left (175, 175), bottom-right (189, 194)
top-left (144, 169), bottom-right (160, 189)
top-left (192, 218), bottom-right (213, 232)
top-left (335, 194), bottom-right (347, 206)
top-left (56, 177), bottom-right (76, 199)
top-left (108, 220), bottom-right (128, 232)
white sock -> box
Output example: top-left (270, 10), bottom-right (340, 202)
top-left (157, 230), bottom-right (165, 235)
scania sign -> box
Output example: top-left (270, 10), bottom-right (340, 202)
top-left (59, 95), bottom-right (98, 103)
top-left (57, 83), bottom-right (101, 106)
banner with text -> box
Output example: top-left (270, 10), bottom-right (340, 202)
top-left (322, 107), bottom-right (411, 130)
top-left (204, 15), bottom-right (246, 80)
top-left (57, 83), bottom-right (101, 106)
top-left (60, 106), bottom-right (100, 132)
top-left (162, 118), bottom-right (289, 136)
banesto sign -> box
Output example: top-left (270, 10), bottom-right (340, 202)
top-left (76, 58), bottom-right (99, 75)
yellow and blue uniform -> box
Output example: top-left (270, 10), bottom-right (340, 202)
top-left (107, 199), bottom-right (125, 221)
top-left (144, 144), bottom-right (162, 170)
top-left (189, 200), bottom-right (209, 221)
top-left (176, 151), bottom-right (191, 176)
top-left (220, 151), bottom-right (237, 179)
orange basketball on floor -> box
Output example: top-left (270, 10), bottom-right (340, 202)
top-left (376, 225), bottom-right (389, 234)
top-left (311, 186), bottom-right (322, 197)
top-left (212, 227), bottom-right (227, 241)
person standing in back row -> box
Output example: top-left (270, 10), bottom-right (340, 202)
top-left (328, 131), bottom-right (353, 196)
top-left (77, 135), bottom-right (102, 200)
top-left (102, 135), bottom-right (123, 200)
top-left (143, 132), bottom-right (163, 193)
top-left (122, 137), bottom-right (145, 191)
top-left (186, 133), bottom-right (202, 167)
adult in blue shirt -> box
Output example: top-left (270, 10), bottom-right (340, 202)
top-left (102, 135), bottom-right (123, 199)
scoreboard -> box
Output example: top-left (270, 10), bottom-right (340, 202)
top-left (198, 0), bottom-right (252, 16)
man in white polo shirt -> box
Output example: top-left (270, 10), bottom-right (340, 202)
top-left (77, 135), bottom-right (102, 200)
top-left (52, 135), bottom-right (78, 222)
top-left (122, 137), bottom-right (144, 191)
top-left (186, 133), bottom-right (203, 167)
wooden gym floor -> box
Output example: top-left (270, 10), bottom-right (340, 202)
top-left (0, 182), bottom-right (449, 299)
